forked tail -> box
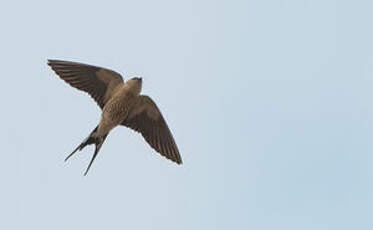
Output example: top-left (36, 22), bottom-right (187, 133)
top-left (65, 126), bottom-right (108, 175)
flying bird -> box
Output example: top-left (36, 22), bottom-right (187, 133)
top-left (47, 60), bottom-right (182, 175)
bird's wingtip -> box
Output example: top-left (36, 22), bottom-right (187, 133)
top-left (47, 59), bottom-right (65, 65)
top-left (47, 59), bottom-right (55, 66)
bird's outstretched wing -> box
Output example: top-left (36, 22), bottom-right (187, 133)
top-left (47, 60), bottom-right (124, 109)
top-left (122, 96), bottom-right (182, 164)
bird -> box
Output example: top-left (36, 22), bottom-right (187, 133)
top-left (47, 59), bottom-right (182, 175)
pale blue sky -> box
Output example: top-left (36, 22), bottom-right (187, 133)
top-left (1, 0), bottom-right (373, 229)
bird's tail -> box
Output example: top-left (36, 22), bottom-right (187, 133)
top-left (65, 126), bottom-right (108, 175)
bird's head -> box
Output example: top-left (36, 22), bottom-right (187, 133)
top-left (128, 77), bottom-right (142, 95)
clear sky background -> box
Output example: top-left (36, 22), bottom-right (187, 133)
top-left (1, 0), bottom-right (373, 229)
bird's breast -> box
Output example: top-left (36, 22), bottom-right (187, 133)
top-left (95, 90), bottom-right (137, 136)
top-left (103, 92), bottom-right (136, 122)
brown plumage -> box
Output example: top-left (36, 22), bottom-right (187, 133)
top-left (48, 59), bottom-right (182, 175)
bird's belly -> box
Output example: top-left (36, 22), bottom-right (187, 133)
top-left (97, 95), bottom-right (135, 136)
